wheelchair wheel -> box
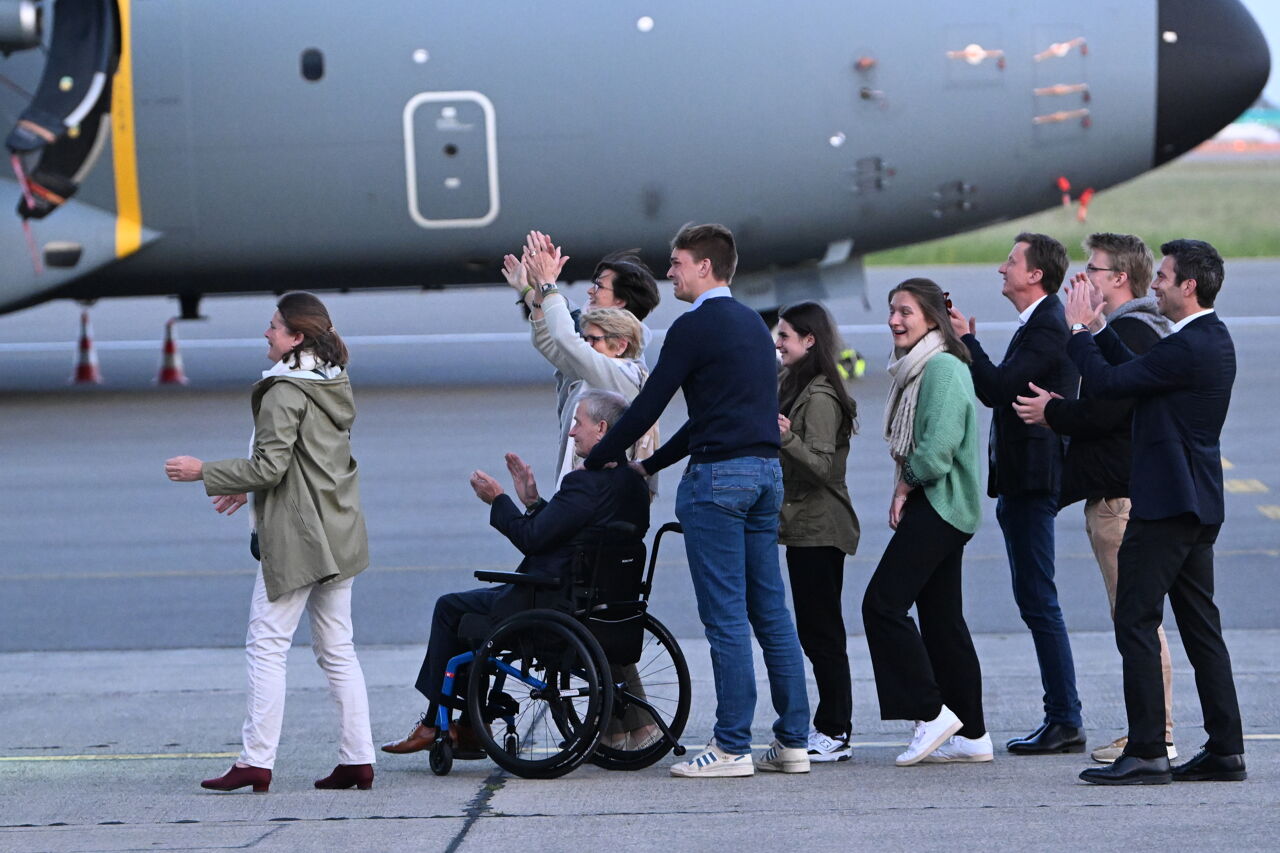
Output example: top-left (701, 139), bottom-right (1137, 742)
top-left (467, 609), bottom-right (613, 779)
top-left (590, 613), bottom-right (691, 771)
top-left (429, 740), bottom-right (452, 776)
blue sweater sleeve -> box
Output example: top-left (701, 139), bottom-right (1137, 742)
top-left (584, 316), bottom-right (693, 470)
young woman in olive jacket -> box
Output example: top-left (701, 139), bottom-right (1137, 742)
top-left (164, 292), bottom-right (374, 793)
top-left (775, 301), bottom-right (861, 762)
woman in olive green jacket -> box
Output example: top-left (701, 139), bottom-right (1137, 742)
top-left (775, 301), bottom-right (860, 762)
top-left (164, 292), bottom-right (374, 794)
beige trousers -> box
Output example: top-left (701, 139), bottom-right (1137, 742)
top-left (240, 570), bottom-right (375, 769)
top-left (1084, 497), bottom-right (1174, 741)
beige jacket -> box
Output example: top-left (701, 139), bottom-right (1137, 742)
top-left (203, 367), bottom-right (369, 600)
top-left (779, 375), bottom-right (860, 555)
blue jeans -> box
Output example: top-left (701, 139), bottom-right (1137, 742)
top-left (996, 493), bottom-right (1083, 728)
top-left (676, 457), bottom-right (809, 753)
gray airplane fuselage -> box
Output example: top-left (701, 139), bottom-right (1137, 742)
top-left (0, 0), bottom-right (1270, 314)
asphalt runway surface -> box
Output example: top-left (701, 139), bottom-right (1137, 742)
top-left (1, 260), bottom-right (1278, 651)
top-left (3, 261), bottom-right (1278, 853)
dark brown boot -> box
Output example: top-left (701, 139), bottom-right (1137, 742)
top-left (315, 763), bottom-right (374, 790)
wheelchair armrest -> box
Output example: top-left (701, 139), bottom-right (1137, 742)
top-left (473, 570), bottom-right (561, 589)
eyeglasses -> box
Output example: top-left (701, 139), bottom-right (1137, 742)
top-left (587, 280), bottom-right (613, 294)
top-left (1085, 264), bottom-right (1116, 274)
top-left (582, 333), bottom-right (620, 344)
top-left (942, 291), bottom-right (953, 309)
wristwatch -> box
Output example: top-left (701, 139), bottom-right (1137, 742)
top-left (538, 281), bottom-right (558, 296)
top-left (1070, 322), bottom-right (1089, 333)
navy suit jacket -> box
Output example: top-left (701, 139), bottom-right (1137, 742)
top-left (1066, 312), bottom-right (1235, 524)
top-left (486, 465), bottom-right (651, 616)
top-left (964, 294), bottom-right (1078, 498)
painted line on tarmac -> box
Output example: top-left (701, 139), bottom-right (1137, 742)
top-left (7, 548), bottom-right (1276, 582)
top-left (4, 315), bottom-right (1279, 353)
top-left (0, 752), bottom-right (237, 762)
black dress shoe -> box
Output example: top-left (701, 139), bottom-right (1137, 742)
top-left (1079, 753), bottom-right (1171, 785)
top-left (1171, 749), bottom-right (1246, 782)
top-left (1006, 722), bottom-right (1049, 749)
top-left (1007, 722), bottom-right (1085, 755)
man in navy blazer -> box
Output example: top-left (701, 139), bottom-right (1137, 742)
top-left (1069, 239), bottom-right (1244, 786)
top-left (949, 232), bottom-right (1083, 754)
top-left (381, 389), bottom-right (650, 755)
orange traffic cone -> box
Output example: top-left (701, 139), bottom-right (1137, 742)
top-left (156, 318), bottom-right (188, 385)
top-left (71, 309), bottom-right (102, 384)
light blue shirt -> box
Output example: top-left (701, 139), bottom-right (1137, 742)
top-left (691, 286), bottom-right (733, 310)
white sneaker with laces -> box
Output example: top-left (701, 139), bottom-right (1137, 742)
top-left (755, 739), bottom-right (811, 773)
top-left (895, 705), bottom-right (963, 766)
top-left (920, 732), bottom-right (994, 763)
top-left (806, 730), bottom-right (853, 763)
top-left (669, 739), bottom-right (754, 778)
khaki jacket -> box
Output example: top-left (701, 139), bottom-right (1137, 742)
top-left (203, 370), bottom-right (369, 600)
top-left (779, 375), bottom-right (860, 554)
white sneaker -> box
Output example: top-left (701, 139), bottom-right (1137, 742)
top-left (754, 739), bottom-right (811, 773)
top-left (895, 705), bottom-right (963, 766)
top-left (807, 730), bottom-right (853, 763)
top-left (669, 739), bottom-right (754, 778)
top-left (920, 732), bottom-right (994, 763)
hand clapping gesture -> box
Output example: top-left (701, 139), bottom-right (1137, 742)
top-left (505, 452), bottom-right (541, 508)
top-left (522, 230), bottom-right (569, 286)
top-left (1064, 274), bottom-right (1105, 331)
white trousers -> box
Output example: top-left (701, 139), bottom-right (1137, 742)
top-left (240, 570), bottom-right (375, 769)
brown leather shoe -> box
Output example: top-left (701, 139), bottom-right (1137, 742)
top-left (381, 717), bottom-right (440, 754)
top-left (453, 723), bottom-right (487, 760)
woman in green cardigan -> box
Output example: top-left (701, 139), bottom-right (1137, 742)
top-left (775, 301), bottom-right (860, 763)
top-left (861, 278), bottom-right (991, 767)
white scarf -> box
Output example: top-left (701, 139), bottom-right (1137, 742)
top-left (883, 330), bottom-right (946, 475)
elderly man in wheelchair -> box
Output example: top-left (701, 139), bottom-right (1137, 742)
top-left (382, 389), bottom-right (690, 778)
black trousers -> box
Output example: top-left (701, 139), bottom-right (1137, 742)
top-left (414, 586), bottom-right (503, 721)
top-left (1117, 516), bottom-right (1243, 758)
top-left (786, 545), bottom-right (852, 737)
top-left (861, 490), bottom-right (985, 738)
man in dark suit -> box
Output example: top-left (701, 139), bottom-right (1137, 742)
top-left (1070, 239), bottom-right (1243, 786)
top-left (949, 232), bottom-right (1083, 754)
top-left (381, 389), bottom-right (651, 754)
top-left (1013, 233), bottom-right (1175, 764)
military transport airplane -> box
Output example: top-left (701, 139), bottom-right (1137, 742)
top-left (0, 0), bottom-right (1270, 320)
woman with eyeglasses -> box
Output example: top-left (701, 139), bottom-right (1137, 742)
top-left (503, 231), bottom-right (661, 488)
top-left (774, 301), bottom-right (861, 763)
top-left (861, 277), bottom-right (990, 767)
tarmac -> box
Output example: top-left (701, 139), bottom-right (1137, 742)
top-left (3, 628), bottom-right (1277, 852)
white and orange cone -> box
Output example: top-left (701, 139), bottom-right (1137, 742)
top-left (71, 309), bottom-right (102, 384)
top-left (156, 318), bottom-right (188, 385)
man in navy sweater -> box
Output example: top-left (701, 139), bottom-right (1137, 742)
top-left (584, 223), bottom-right (810, 777)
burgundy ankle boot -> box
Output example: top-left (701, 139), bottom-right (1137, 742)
top-left (201, 764), bottom-right (271, 793)
top-left (314, 763), bottom-right (374, 790)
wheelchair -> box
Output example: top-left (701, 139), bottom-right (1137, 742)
top-left (427, 522), bottom-right (691, 779)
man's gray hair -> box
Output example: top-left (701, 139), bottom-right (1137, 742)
top-left (578, 389), bottom-right (628, 429)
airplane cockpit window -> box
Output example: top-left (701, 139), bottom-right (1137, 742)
top-left (4, 0), bottom-right (117, 221)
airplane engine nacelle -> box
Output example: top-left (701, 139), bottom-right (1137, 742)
top-left (0, 0), bottom-right (42, 54)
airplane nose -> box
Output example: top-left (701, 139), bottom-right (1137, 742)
top-left (1155, 0), bottom-right (1271, 164)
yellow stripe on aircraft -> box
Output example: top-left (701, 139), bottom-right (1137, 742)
top-left (111, 0), bottom-right (142, 257)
